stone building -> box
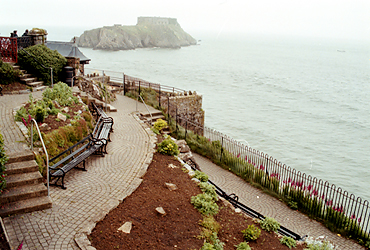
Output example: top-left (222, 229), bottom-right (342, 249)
top-left (137, 17), bottom-right (179, 26)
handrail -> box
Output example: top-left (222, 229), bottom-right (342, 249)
top-left (30, 119), bottom-right (50, 197)
top-left (137, 95), bottom-right (153, 126)
top-left (19, 48), bottom-right (54, 87)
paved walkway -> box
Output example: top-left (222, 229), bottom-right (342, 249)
top-left (193, 153), bottom-right (365, 250)
top-left (0, 92), bottom-right (156, 250)
top-left (0, 91), bottom-right (365, 250)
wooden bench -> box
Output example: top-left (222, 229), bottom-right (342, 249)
top-left (48, 117), bottom-right (114, 189)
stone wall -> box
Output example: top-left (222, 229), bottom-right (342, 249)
top-left (161, 93), bottom-right (205, 134)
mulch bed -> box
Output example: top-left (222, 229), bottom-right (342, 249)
top-left (90, 150), bottom-right (306, 250)
top-left (0, 82), bottom-right (28, 92)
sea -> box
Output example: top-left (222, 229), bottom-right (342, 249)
top-left (2, 26), bottom-right (370, 201)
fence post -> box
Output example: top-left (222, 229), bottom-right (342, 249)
top-left (176, 106), bottom-right (178, 133)
top-left (220, 137), bottom-right (224, 163)
top-left (185, 120), bottom-right (188, 140)
top-left (123, 73), bottom-right (126, 95)
top-left (167, 96), bottom-right (170, 126)
top-left (159, 85), bottom-right (161, 108)
top-left (139, 81), bottom-right (141, 98)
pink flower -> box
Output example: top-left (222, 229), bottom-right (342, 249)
top-left (17, 241), bottom-right (23, 250)
top-left (245, 156), bottom-right (248, 161)
top-left (237, 153), bottom-right (240, 158)
top-left (358, 217), bottom-right (362, 223)
top-left (351, 214), bottom-right (356, 220)
top-left (28, 114), bottom-right (32, 124)
top-left (259, 165), bottom-right (265, 171)
top-left (326, 200), bottom-right (333, 206)
top-left (22, 117), bottom-right (27, 126)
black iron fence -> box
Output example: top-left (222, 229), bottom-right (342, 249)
top-left (174, 115), bottom-right (370, 242)
top-left (84, 68), bottom-right (370, 244)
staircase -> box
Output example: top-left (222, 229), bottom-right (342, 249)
top-left (140, 110), bottom-right (165, 124)
top-left (12, 64), bottom-right (47, 92)
top-left (0, 152), bottom-right (52, 217)
top-left (140, 110), bottom-right (170, 135)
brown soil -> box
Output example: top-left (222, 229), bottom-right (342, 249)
top-left (90, 151), bottom-right (306, 250)
top-left (0, 82), bottom-right (28, 92)
top-left (23, 98), bottom-right (87, 133)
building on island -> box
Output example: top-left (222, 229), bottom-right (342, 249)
top-left (137, 17), bottom-right (179, 26)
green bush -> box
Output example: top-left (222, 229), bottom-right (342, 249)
top-left (0, 130), bottom-right (8, 193)
top-left (0, 59), bottom-right (20, 85)
top-left (42, 82), bottom-right (78, 106)
top-left (18, 44), bottom-right (67, 85)
top-left (260, 217), bottom-right (280, 232)
top-left (193, 170), bottom-right (209, 182)
top-left (198, 182), bottom-right (218, 201)
top-left (305, 241), bottom-right (335, 250)
top-left (235, 242), bottom-right (251, 250)
top-left (241, 224), bottom-right (261, 241)
top-left (201, 242), bottom-right (216, 250)
top-left (152, 118), bottom-right (167, 134)
top-left (280, 236), bottom-right (296, 249)
top-left (200, 216), bottom-right (221, 233)
top-left (191, 193), bottom-right (219, 216)
top-left (157, 138), bottom-right (179, 156)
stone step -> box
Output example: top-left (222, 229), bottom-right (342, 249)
top-left (0, 183), bottom-right (47, 204)
top-left (21, 77), bottom-right (37, 83)
top-left (19, 73), bottom-right (32, 79)
top-left (26, 81), bottom-right (44, 87)
top-left (7, 151), bottom-right (34, 164)
top-left (5, 171), bottom-right (43, 189)
top-left (5, 160), bottom-right (38, 175)
top-left (140, 110), bottom-right (163, 118)
top-left (32, 86), bottom-right (47, 92)
top-left (0, 196), bottom-right (52, 217)
top-left (11, 65), bottom-right (20, 70)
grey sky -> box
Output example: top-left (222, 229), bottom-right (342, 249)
top-left (1, 0), bottom-right (369, 41)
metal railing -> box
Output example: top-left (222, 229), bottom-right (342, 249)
top-left (174, 114), bottom-right (370, 241)
top-left (0, 37), bottom-right (17, 63)
top-left (137, 95), bottom-right (154, 126)
top-left (30, 119), bottom-right (50, 196)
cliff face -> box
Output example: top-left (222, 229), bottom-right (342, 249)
top-left (75, 23), bottom-right (197, 50)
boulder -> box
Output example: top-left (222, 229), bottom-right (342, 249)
top-left (117, 221), bottom-right (132, 234)
top-left (165, 183), bottom-right (178, 191)
top-left (57, 113), bottom-right (67, 121)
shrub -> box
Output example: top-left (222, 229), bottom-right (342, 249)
top-left (157, 138), bottom-right (179, 156)
top-left (0, 130), bottom-right (8, 193)
top-left (0, 59), bottom-right (20, 85)
top-left (42, 82), bottom-right (78, 106)
top-left (193, 170), bottom-right (209, 182)
top-left (191, 193), bottom-right (219, 216)
top-left (260, 217), bottom-right (280, 232)
top-left (235, 242), bottom-right (251, 250)
top-left (18, 44), bottom-right (67, 85)
top-left (280, 236), bottom-right (297, 249)
top-left (201, 242), bottom-right (216, 250)
top-left (200, 216), bottom-right (221, 233)
top-left (241, 224), bottom-right (261, 241)
top-left (198, 182), bottom-right (218, 201)
top-left (152, 118), bottom-right (167, 134)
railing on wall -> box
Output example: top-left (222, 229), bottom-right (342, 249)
top-left (84, 67), bottom-right (370, 242)
top-left (0, 37), bottom-right (17, 63)
top-left (174, 114), bottom-right (370, 241)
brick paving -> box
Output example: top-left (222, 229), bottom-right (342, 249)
top-left (193, 153), bottom-right (365, 250)
top-left (0, 92), bottom-right (156, 250)
top-left (0, 91), bottom-right (366, 250)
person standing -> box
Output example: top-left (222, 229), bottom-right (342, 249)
top-left (22, 29), bottom-right (29, 36)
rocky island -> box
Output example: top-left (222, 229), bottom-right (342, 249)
top-left (74, 17), bottom-right (197, 50)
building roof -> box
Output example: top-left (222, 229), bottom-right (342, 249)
top-left (46, 41), bottom-right (90, 63)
